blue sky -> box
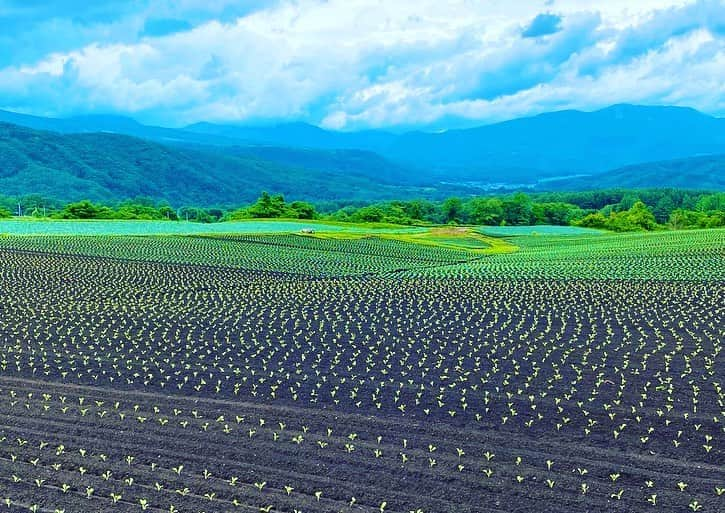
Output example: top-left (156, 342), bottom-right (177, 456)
top-left (0, 0), bottom-right (723, 129)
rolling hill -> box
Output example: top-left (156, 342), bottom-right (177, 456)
top-left (0, 123), bottom-right (435, 205)
top-left (382, 105), bottom-right (725, 181)
top-left (3, 104), bottom-right (724, 186)
top-left (542, 154), bottom-right (725, 191)
top-left (186, 121), bottom-right (396, 153)
top-left (185, 106), bottom-right (725, 182)
top-left (1, 104), bottom-right (724, 206)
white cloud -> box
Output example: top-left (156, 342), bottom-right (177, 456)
top-left (0, 0), bottom-right (721, 128)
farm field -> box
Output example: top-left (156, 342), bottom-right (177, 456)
top-left (0, 219), bottom-right (425, 237)
top-left (0, 227), bottom-right (722, 513)
top-left (477, 225), bottom-right (605, 237)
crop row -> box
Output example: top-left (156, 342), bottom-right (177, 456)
top-left (0, 242), bottom-right (722, 512)
top-left (1, 377), bottom-right (722, 513)
top-left (405, 228), bottom-right (725, 280)
top-left (0, 230), bottom-right (722, 512)
top-left (1, 250), bottom-right (721, 449)
top-left (0, 234), bottom-right (475, 277)
top-left (0, 229), bottom-right (721, 280)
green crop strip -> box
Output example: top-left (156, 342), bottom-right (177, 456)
top-left (0, 226), bottom-right (720, 280)
top-left (302, 226), bottom-right (519, 256)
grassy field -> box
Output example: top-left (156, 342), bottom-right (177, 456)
top-left (404, 228), bottom-right (725, 280)
top-left (0, 218), bottom-right (424, 236)
top-left (0, 224), bottom-right (722, 513)
top-left (478, 225), bottom-right (605, 237)
top-left (303, 225), bottom-right (517, 255)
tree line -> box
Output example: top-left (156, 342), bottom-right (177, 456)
top-left (324, 189), bottom-right (724, 230)
top-left (1, 189), bottom-right (723, 231)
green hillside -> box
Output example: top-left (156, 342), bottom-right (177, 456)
top-left (0, 123), bottom-right (433, 205)
top-left (1, 118), bottom-right (723, 208)
top-left (5, 104), bottom-right (725, 187)
top-left (543, 154), bottom-right (725, 191)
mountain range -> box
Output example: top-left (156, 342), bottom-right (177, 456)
top-left (0, 104), bottom-right (723, 204)
top-left (0, 123), bottom-right (444, 205)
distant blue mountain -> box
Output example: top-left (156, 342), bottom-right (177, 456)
top-left (187, 105), bottom-right (725, 181)
top-left (185, 105), bottom-right (725, 182)
top-left (1, 104), bottom-right (724, 187)
top-left (0, 117), bottom-right (722, 208)
top-left (383, 105), bottom-right (725, 179)
top-left (0, 110), bottom-right (239, 146)
top-left (0, 111), bottom-right (145, 134)
top-left (185, 121), bottom-right (397, 153)
top-left (542, 154), bottom-right (725, 191)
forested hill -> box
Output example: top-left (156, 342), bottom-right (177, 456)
top-left (542, 155), bottom-right (725, 191)
top-left (382, 104), bottom-right (725, 180)
top-left (3, 104), bottom-right (725, 186)
top-left (1, 109), bottom-right (724, 206)
top-left (183, 105), bottom-right (725, 180)
top-left (0, 123), bottom-right (428, 205)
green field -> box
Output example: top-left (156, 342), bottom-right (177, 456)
top-left (0, 222), bottom-right (721, 280)
top-left (478, 225), bottom-right (605, 237)
top-left (0, 218), bottom-right (424, 236)
top-left (405, 228), bottom-right (725, 280)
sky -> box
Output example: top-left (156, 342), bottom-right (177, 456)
top-left (0, 0), bottom-right (723, 130)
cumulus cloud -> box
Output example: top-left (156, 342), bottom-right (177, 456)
top-left (0, 0), bottom-right (721, 129)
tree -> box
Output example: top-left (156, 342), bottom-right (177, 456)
top-left (465, 198), bottom-right (504, 225)
top-left (668, 209), bottom-right (690, 230)
top-left (247, 192), bottom-right (287, 218)
top-left (502, 193), bottom-right (534, 225)
top-left (0, 207), bottom-right (11, 218)
top-left (575, 202), bottom-right (659, 232)
top-left (227, 192), bottom-right (318, 220)
top-left (532, 202), bottom-right (580, 225)
top-left (158, 206), bottom-right (178, 220)
top-left (575, 212), bottom-right (608, 229)
top-left (402, 200), bottom-right (435, 222)
top-left (653, 196), bottom-right (676, 224)
top-left (625, 201), bottom-right (657, 230)
top-left (695, 193), bottom-right (725, 212)
top-left (56, 200), bottom-right (113, 219)
top-left (618, 193), bottom-right (639, 211)
top-left (178, 206), bottom-right (214, 222)
top-left (288, 201), bottom-right (317, 219)
top-left (352, 206), bottom-right (385, 222)
top-left (668, 208), bottom-right (725, 229)
top-left (441, 197), bottom-right (462, 224)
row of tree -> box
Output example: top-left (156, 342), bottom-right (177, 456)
top-left (325, 190), bottom-right (725, 230)
top-left (0, 197), bottom-right (226, 222)
top-left (329, 195), bottom-right (585, 226)
top-left (226, 192), bottom-right (316, 220)
top-left (1, 189), bottom-right (723, 231)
